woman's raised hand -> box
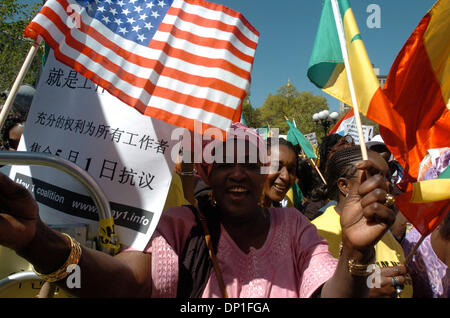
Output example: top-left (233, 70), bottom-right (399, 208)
top-left (340, 159), bottom-right (396, 255)
top-left (0, 172), bottom-right (40, 252)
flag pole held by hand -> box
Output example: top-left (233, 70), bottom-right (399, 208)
top-left (0, 38), bottom-right (42, 131)
top-left (404, 233), bottom-right (427, 265)
top-left (330, 0), bottom-right (368, 160)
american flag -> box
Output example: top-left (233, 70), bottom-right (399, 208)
top-left (25, 0), bottom-right (259, 134)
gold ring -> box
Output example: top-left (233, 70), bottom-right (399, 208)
top-left (385, 193), bottom-right (396, 207)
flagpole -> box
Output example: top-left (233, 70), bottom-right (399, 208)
top-left (0, 38), bottom-right (42, 130)
top-left (330, 0), bottom-right (368, 160)
top-left (291, 116), bottom-right (327, 184)
top-left (404, 233), bottom-right (427, 264)
top-left (310, 158), bottom-right (327, 185)
top-left (284, 116), bottom-right (327, 185)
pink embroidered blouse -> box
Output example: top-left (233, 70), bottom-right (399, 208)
top-left (145, 207), bottom-right (337, 298)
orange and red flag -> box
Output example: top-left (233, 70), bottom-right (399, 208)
top-left (374, 0), bottom-right (450, 235)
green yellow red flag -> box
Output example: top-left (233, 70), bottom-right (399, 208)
top-left (308, 0), bottom-right (450, 235)
top-left (381, 0), bottom-right (450, 235)
top-left (379, 0), bottom-right (450, 182)
top-left (307, 0), bottom-right (390, 118)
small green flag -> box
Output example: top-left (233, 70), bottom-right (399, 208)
top-left (286, 120), bottom-right (317, 159)
top-left (42, 42), bottom-right (50, 68)
top-left (292, 181), bottom-right (304, 208)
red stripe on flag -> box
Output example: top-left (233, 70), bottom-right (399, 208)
top-left (328, 108), bottom-right (354, 135)
top-left (65, 32), bottom-right (245, 99)
top-left (177, 0), bottom-right (259, 40)
top-left (232, 102), bottom-right (243, 123)
top-left (166, 7), bottom-right (257, 50)
top-left (30, 16), bottom-right (247, 106)
top-left (366, 4), bottom-right (450, 236)
top-left (77, 18), bottom-right (252, 84)
top-left (156, 23), bottom-right (255, 65)
top-left (184, 0), bottom-right (254, 23)
top-left (373, 11), bottom-right (450, 181)
top-left (148, 38), bottom-right (251, 79)
top-left (25, 0), bottom-right (258, 133)
top-left (44, 0), bottom-right (251, 98)
top-left (44, 1), bottom-right (252, 93)
top-left (40, 27), bottom-right (231, 134)
top-left (365, 88), bottom-right (400, 140)
top-left (38, 4), bottom-right (70, 34)
top-left (29, 20), bottom-right (241, 121)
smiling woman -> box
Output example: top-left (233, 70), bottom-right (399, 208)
top-left (149, 124), bottom-right (339, 297)
top-left (262, 137), bottom-right (298, 208)
top-left (0, 121), bottom-right (400, 298)
top-left (208, 139), bottom-right (266, 223)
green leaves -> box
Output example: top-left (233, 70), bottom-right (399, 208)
top-left (241, 83), bottom-right (330, 139)
top-left (258, 83), bottom-right (329, 135)
top-left (0, 0), bottom-right (43, 93)
top-left (241, 96), bottom-right (261, 128)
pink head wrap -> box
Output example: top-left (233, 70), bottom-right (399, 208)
top-left (194, 122), bottom-right (268, 185)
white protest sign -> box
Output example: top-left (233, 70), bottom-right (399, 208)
top-left (304, 132), bottom-right (318, 147)
top-left (10, 52), bottom-right (177, 251)
top-left (336, 122), bottom-right (373, 144)
top-left (344, 124), bottom-right (374, 144)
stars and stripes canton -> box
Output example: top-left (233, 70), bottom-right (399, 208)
top-left (25, 0), bottom-right (259, 135)
top-left (83, 0), bottom-right (171, 46)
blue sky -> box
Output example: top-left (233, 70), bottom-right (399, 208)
top-left (209, 0), bottom-right (437, 112)
top-left (24, 0), bottom-right (437, 112)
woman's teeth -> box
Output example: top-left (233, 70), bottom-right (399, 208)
top-left (229, 187), bottom-right (247, 193)
top-left (274, 184), bottom-right (286, 191)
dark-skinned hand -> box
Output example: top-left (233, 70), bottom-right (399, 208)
top-left (341, 159), bottom-right (396, 254)
top-left (0, 172), bottom-right (39, 251)
top-left (369, 265), bottom-right (407, 298)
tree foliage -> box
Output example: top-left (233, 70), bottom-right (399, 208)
top-left (257, 82), bottom-right (329, 135)
top-left (0, 0), bottom-right (44, 92)
top-left (241, 96), bottom-right (261, 128)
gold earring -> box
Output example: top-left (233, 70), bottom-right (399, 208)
top-left (209, 192), bottom-right (217, 207)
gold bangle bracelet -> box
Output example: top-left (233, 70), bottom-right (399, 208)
top-left (33, 233), bottom-right (82, 283)
top-left (348, 259), bottom-right (372, 277)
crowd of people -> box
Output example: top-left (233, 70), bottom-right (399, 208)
top-left (0, 87), bottom-right (448, 298)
